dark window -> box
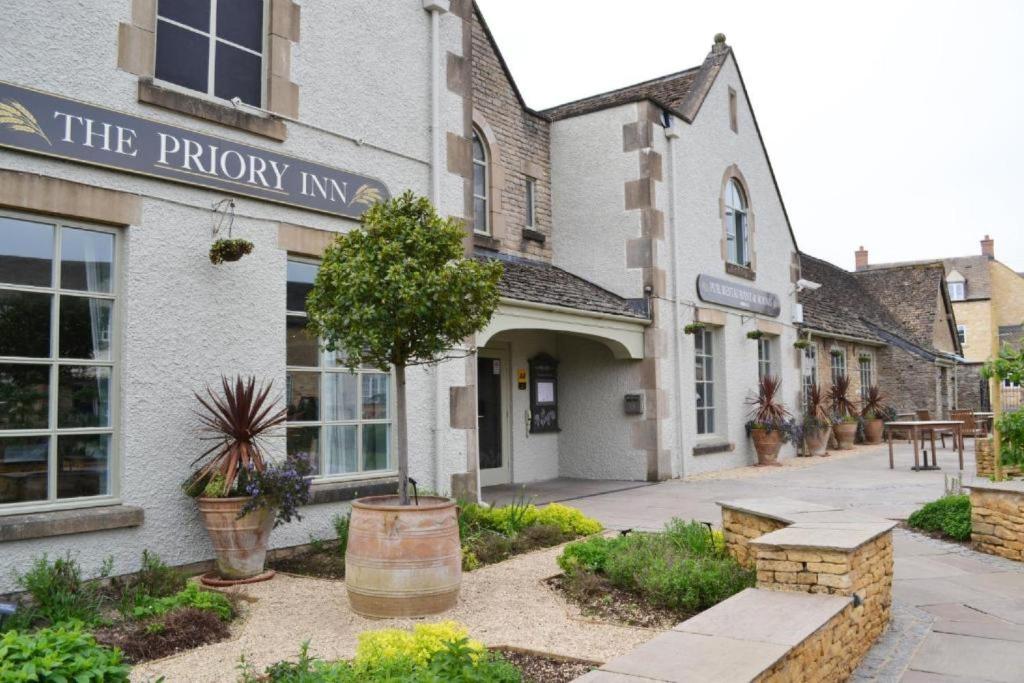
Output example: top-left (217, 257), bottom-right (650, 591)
top-left (155, 0), bottom-right (265, 107)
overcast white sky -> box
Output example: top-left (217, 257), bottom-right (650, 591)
top-left (476, 0), bottom-right (1024, 272)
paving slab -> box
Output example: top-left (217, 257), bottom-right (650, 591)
top-left (894, 534), bottom-right (955, 557)
top-left (932, 618), bottom-right (1024, 643)
top-left (900, 671), bottom-right (984, 683)
top-left (895, 555), bottom-right (972, 580)
top-left (574, 672), bottom-right (667, 683)
top-left (672, 588), bottom-right (850, 647)
top-left (907, 631), bottom-right (1024, 682)
top-left (920, 603), bottom-right (1011, 623)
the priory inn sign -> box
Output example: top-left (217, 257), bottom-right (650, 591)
top-left (696, 274), bottom-right (781, 318)
top-left (0, 81), bottom-right (390, 219)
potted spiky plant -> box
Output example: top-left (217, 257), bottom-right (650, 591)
top-left (803, 383), bottom-right (832, 456)
top-left (305, 191), bottom-right (502, 617)
top-left (828, 375), bottom-right (859, 449)
top-left (860, 385), bottom-right (888, 444)
top-left (745, 375), bottom-right (792, 466)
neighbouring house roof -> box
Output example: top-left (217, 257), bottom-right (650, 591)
top-left (798, 253), bottom-right (959, 362)
top-left (475, 250), bottom-right (650, 321)
top-left (862, 255), bottom-right (992, 301)
top-left (1001, 324), bottom-right (1024, 347)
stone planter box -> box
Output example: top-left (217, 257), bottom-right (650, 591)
top-left (967, 481), bottom-right (1024, 562)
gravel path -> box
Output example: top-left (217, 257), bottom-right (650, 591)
top-left (131, 545), bottom-right (657, 682)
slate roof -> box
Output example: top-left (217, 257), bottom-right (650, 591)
top-left (475, 250), bottom-right (649, 321)
top-left (798, 254), bottom-right (959, 361)
top-left (541, 67), bottom-right (701, 121)
top-left (853, 262), bottom-right (955, 353)
top-left (861, 255), bottom-right (992, 301)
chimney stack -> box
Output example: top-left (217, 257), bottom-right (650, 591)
top-left (981, 234), bottom-right (995, 259)
top-left (855, 246), bottom-right (869, 270)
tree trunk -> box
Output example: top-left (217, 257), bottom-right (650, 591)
top-left (396, 362), bottom-right (410, 505)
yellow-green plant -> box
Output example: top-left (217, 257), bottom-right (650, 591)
top-left (535, 503), bottom-right (603, 536)
top-left (354, 621), bottom-right (484, 668)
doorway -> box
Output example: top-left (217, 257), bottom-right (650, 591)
top-left (478, 348), bottom-right (511, 486)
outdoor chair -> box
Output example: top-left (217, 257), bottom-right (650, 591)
top-left (938, 410), bottom-right (983, 449)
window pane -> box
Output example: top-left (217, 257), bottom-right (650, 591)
top-left (287, 426), bottom-right (320, 477)
top-left (0, 290), bottom-right (51, 358)
top-left (157, 0), bottom-right (210, 31)
top-left (706, 409), bottom-right (715, 434)
top-left (286, 315), bottom-right (319, 367)
top-left (156, 20), bottom-right (210, 94)
top-left (324, 425), bottom-right (357, 475)
top-left (57, 433), bottom-right (110, 499)
top-left (362, 423), bottom-right (390, 471)
top-left (0, 217), bottom-right (53, 287)
top-left (59, 296), bottom-right (112, 361)
top-left (214, 42), bottom-right (262, 106)
top-left (0, 364), bottom-right (49, 429)
top-left (473, 198), bottom-right (487, 233)
top-left (286, 261), bottom-right (317, 312)
top-left (362, 374), bottom-right (389, 419)
top-left (323, 372), bottom-right (358, 421)
top-left (216, 0), bottom-right (264, 51)
top-left (57, 366), bottom-right (111, 429)
top-left (0, 435), bottom-right (48, 504)
top-left (60, 228), bottom-right (113, 293)
top-left (286, 371), bottom-right (319, 421)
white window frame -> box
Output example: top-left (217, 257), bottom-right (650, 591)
top-left (725, 179), bottom-right (750, 268)
top-left (472, 128), bottom-right (490, 236)
top-left (695, 328), bottom-right (716, 435)
top-left (802, 342), bottom-right (818, 408)
top-left (830, 348), bottom-right (846, 384)
top-left (0, 210), bottom-right (121, 516)
top-left (859, 354), bottom-right (874, 400)
top-left (947, 281), bottom-right (965, 301)
top-left (154, 0), bottom-right (270, 109)
top-left (956, 324), bottom-right (967, 345)
top-left (525, 177), bottom-right (536, 229)
top-left (757, 337), bottom-right (773, 380)
top-left (285, 257), bottom-right (396, 482)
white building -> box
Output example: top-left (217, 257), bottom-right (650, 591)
top-left (0, 0), bottom-right (801, 590)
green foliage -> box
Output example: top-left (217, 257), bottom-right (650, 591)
top-left (908, 495), bottom-right (972, 541)
top-left (245, 624), bottom-right (520, 683)
top-left (333, 513), bottom-right (351, 557)
top-left (0, 623), bottom-right (129, 682)
top-left (981, 343), bottom-right (1024, 385)
top-left (11, 553), bottom-right (108, 629)
top-left (996, 410), bottom-right (1024, 467)
top-left (534, 503), bottom-right (603, 536)
top-left (132, 583), bottom-right (234, 622)
top-left (305, 191), bottom-right (503, 372)
top-left (557, 520), bottom-right (754, 613)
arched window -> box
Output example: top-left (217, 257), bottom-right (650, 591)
top-left (725, 179), bottom-right (749, 267)
top-left (471, 128), bottom-right (489, 235)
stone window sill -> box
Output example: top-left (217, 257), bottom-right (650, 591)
top-left (522, 228), bottom-right (546, 244)
top-left (473, 234), bottom-right (502, 251)
top-left (725, 262), bottom-right (756, 281)
top-left (138, 79), bottom-right (287, 142)
top-left (309, 476), bottom-right (399, 505)
top-left (0, 505), bottom-right (144, 543)
top-left (693, 439), bottom-right (735, 456)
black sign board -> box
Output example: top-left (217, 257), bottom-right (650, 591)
top-left (0, 81), bottom-right (390, 219)
top-left (696, 274), bottom-right (781, 317)
top-left (528, 354), bottom-right (559, 434)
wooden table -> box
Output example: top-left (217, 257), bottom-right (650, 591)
top-left (885, 421), bottom-right (964, 471)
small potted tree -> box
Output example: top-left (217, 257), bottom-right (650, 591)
top-left (828, 375), bottom-right (859, 449)
top-left (860, 385), bottom-right (889, 444)
top-left (745, 375), bottom-right (792, 466)
top-left (802, 383), bottom-right (831, 456)
top-left (306, 191), bottom-right (502, 617)
top-left (183, 376), bottom-right (310, 583)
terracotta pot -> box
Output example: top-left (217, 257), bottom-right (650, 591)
top-left (833, 422), bottom-right (857, 450)
top-left (804, 426), bottom-right (829, 456)
top-left (863, 418), bottom-right (884, 444)
top-left (751, 428), bottom-right (783, 465)
top-left (346, 495), bottom-right (461, 618)
top-left (197, 497), bottom-right (274, 579)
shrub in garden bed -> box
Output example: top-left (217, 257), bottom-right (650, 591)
top-left (459, 500), bottom-right (602, 570)
top-left (907, 494), bottom-right (971, 541)
top-left (552, 519), bottom-right (754, 627)
top-left (0, 623), bottom-right (130, 682)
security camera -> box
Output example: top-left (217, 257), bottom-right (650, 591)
top-left (231, 96), bottom-right (242, 107)
top-left (796, 278), bottom-right (821, 292)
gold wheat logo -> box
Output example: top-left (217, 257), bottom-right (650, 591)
top-left (0, 99), bottom-right (51, 145)
top-left (350, 184), bottom-right (383, 207)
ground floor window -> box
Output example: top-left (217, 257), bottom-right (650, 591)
top-left (757, 337), bottom-right (773, 380)
top-left (695, 328), bottom-right (715, 435)
top-left (830, 348), bottom-right (846, 384)
top-left (859, 355), bottom-right (873, 400)
top-left (0, 212), bottom-right (117, 510)
top-left (285, 259), bottom-right (393, 478)
top-left (802, 343), bottom-right (818, 407)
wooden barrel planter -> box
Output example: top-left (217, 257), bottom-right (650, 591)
top-left (346, 495), bottom-right (461, 618)
top-left (197, 497), bottom-right (275, 580)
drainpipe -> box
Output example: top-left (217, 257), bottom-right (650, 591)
top-left (663, 111), bottom-right (686, 478)
top-left (424, 0), bottom-right (448, 492)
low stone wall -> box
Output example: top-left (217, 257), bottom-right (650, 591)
top-left (975, 439), bottom-right (1021, 479)
top-left (969, 482), bottom-right (1024, 561)
top-left (755, 605), bottom-right (857, 683)
top-left (722, 507), bottom-right (788, 569)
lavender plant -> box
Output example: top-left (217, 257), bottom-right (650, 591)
top-left (238, 455), bottom-right (313, 527)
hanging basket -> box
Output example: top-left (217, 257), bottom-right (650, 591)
top-left (684, 322), bottom-right (706, 335)
top-left (793, 339), bottom-right (811, 350)
top-left (746, 330), bottom-right (765, 340)
top-left (209, 238), bottom-right (254, 264)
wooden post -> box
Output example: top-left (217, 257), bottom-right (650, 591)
top-left (991, 375), bottom-right (1003, 481)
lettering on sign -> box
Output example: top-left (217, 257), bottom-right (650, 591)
top-left (0, 81), bottom-right (389, 219)
top-left (696, 274), bottom-right (781, 317)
